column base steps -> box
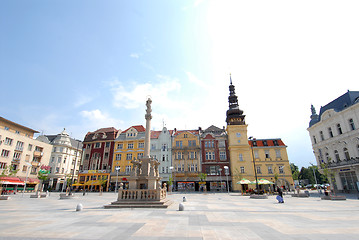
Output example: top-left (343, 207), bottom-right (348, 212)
top-left (104, 199), bottom-right (173, 209)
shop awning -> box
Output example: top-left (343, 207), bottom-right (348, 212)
top-left (18, 177), bottom-right (40, 184)
top-left (0, 177), bottom-right (25, 185)
top-left (72, 182), bottom-right (84, 186)
top-left (84, 180), bottom-right (102, 186)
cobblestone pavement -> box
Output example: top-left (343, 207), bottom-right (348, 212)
top-left (0, 191), bottom-right (358, 240)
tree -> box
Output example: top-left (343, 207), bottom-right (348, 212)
top-left (37, 165), bottom-right (51, 192)
top-left (0, 165), bottom-right (19, 194)
top-left (320, 162), bottom-right (336, 195)
top-left (198, 173), bottom-right (207, 182)
top-left (290, 163), bottom-right (299, 180)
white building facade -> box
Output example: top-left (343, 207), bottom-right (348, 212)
top-left (37, 129), bottom-right (83, 191)
top-left (150, 127), bottom-right (173, 184)
top-left (307, 91), bottom-right (359, 193)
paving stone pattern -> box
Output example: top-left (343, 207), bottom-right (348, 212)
top-left (0, 192), bottom-right (358, 240)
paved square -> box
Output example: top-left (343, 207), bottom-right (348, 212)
top-left (0, 192), bottom-right (358, 240)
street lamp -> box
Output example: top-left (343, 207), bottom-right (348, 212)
top-left (310, 163), bottom-right (320, 195)
top-left (22, 162), bottom-right (32, 197)
top-left (219, 168), bottom-right (222, 192)
top-left (223, 166), bottom-right (230, 194)
top-left (169, 166), bottom-right (174, 192)
top-left (115, 166), bottom-right (120, 194)
top-left (248, 136), bottom-right (259, 193)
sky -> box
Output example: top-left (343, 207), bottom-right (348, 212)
top-left (1, 0), bottom-right (358, 169)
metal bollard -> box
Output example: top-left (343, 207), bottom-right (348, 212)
top-left (183, 196), bottom-right (187, 202)
top-left (179, 203), bottom-right (184, 211)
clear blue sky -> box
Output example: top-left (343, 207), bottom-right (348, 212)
top-left (1, 1), bottom-right (358, 168)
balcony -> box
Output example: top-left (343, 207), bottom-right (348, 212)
top-left (15, 147), bottom-right (23, 152)
top-left (324, 157), bottom-right (359, 169)
top-left (33, 151), bottom-right (43, 158)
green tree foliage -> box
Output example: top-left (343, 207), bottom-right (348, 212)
top-left (290, 163), bottom-right (299, 180)
top-left (0, 165), bottom-right (19, 177)
top-left (198, 173), bottom-right (207, 182)
top-left (298, 165), bottom-right (328, 185)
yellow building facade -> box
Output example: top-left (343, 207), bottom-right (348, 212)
top-left (172, 130), bottom-right (201, 191)
top-left (111, 125), bottom-right (145, 189)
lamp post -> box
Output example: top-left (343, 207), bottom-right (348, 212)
top-left (169, 166), bottom-right (174, 192)
top-left (219, 168), bottom-right (222, 192)
top-left (115, 166), bottom-right (120, 193)
top-left (248, 136), bottom-right (259, 193)
top-left (224, 166), bottom-right (230, 194)
top-left (22, 162), bottom-right (32, 197)
top-left (310, 163), bottom-right (320, 195)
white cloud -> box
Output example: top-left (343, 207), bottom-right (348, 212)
top-left (80, 109), bottom-right (123, 130)
top-left (74, 95), bottom-right (93, 108)
top-left (109, 75), bottom-right (181, 110)
top-left (130, 53), bottom-right (140, 59)
top-left (185, 71), bottom-right (209, 89)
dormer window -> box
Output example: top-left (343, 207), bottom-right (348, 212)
top-left (263, 140), bottom-right (268, 146)
top-left (252, 141), bottom-right (257, 147)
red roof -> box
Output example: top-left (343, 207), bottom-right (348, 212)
top-left (248, 139), bottom-right (285, 147)
top-left (151, 131), bottom-right (161, 139)
top-left (123, 125), bottom-right (146, 133)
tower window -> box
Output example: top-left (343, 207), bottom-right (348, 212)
top-left (349, 119), bottom-right (355, 130)
top-left (337, 124), bottom-right (342, 135)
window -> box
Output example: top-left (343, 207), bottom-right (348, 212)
top-left (319, 131), bottom-right (324, 141)
top-left (117, 143), bottom-right (123, 149)
top-left (25, 154), bottom-right (30, 162)
top-left (189, 151), bottom-right (196, 159)
top-left (252, 141), bottom-right (257, 147)
top-left (176, 141), bottom-right (183, 148)
top-left (58, 157), bottom-right (62, 163)
top-left (4, 137), bottom-right (13, 145)
top-left (275, 150), bottom-right (281, 158)
top-left (13, 152), bottom-right (21, 160)
top-left (205, 141), bottom-right (214, 148)
top-left (0, 162), bottom-right (7, 169)
top-left (1, 150), bottom-right (10, 158)
top-left (162, 155), bottom-right (165, 161)
top-left (53, 147), bottom-right (57, 152)
top-left (15, 141), bottom-right (24, 151)
top-left (265, 150), bottom-right (270, 158)
top-left (55, 167), bottom-right (59, 173)
top-left (337, 124), bottom-right (342, 135)
top-left (151, 144), bottom-right (156, 150)
top-left (254, 150), bottom-right (259, 158)
top-left (138, 142), bottom-right (144, 148)
top-left (95, 142), bottom-right (101, 148)
top-left (328, 127), bottom-right (333, 138)
top-left (184, 134), bottom-right (188, 138)
top-left (51, 157), bottom-right (55, 163)
top-left (176, 152), bottom-right (183, 160)
top-left (240, 166), bottom-right (245, 173)
top-left (188, 140), bottom-right (196, 147)
top-left (357, 145), bottom-right (359, 156)
top-left (205, 151), bottom-right (215, 160)
top-left (126, 153), bottom-right (132, 160)
top-left (219, 151), bottom-right (226, 160)
top-left (86, 144), bottom-right (91, 149)
top-left (273, 140), bottom-right (279, 146)
top-left (85, 154), bottom-right (89, 160)
top-left (28, 144), bottom-right (33, 151)
top-left (349, 119), bottom-right (355, 130)
top-left (22, 165), bottom-right (28, 172)
top-left (334, 150), bottom-right (340, 161)
top-left (262, 140), bottom-right (268, 146)
top-left (268, 166), bottom-right (273, 174)
top-left (125, 166), bottom-right (131, 174)
top-left (104, 152), bottom-right (109, 159)
top-left (115, 154), bottom-right (121, 161)
top-left (105, 142), bottom-right (110, 148)
top-left (325, 152), bottom-right (329, 161)
top-left (279, 166), bottom-right (284, 174)
top-left (256, 166), bottom-right (261, 174)
top-left (313, 136), bottom-right (317, 144)
top-left (239, 154), bottom-right (243, 161)
top-left (190, 164), bottom-right (195, 172)
top-left (166, 166), bottom-right (168, 173)
top-left (137, 153), bottom-right (143, 159)
top-left (61, 168), bottom-right (64, 174)
top-left (4, 126), bottom-right (9, 130)
top-left (162, 144), bottom-right (167, 151)
top-left (343, 148), bottom-right (350, 160)
top-left (127, 143), bottom-right (134, 149)
top-left (60, 147), bottom-right (63, 153)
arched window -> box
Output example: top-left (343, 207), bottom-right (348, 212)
top-left (325, 152), bottom-right (329, 161)
top-left (343, 148), bottom-right (350, 160)
top-left (334, 150), bottom-right (340, 161)
top-left (320, 131), bottom-right (324, 141)
top-left (357, 145), bottom-right (359, 156)
top-left (349, 119), bottom-right (355, 131)
top-left (337, 124), bottom-right (343, 135)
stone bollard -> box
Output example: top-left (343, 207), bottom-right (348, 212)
top-left (183, 196), bottom-right (187, 202)
top-left (179, 203), bottom-right (184, 211)
top-left (76, 203), bottom-right (83, 212)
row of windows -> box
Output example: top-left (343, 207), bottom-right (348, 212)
top-left (53, 147), bottom-right (80, 155)
top-left (175, 164), bottom-right (198, 172)
top-left (85, 142), bottom-right (111, 149)
top-left (175, 140), bottom-right (197, 148)
top-left (318, 145), bottom-right (359, 162)
top-left (115, 142), bottom-right (144, 150)
top-left (2, 126), bottom-right (31, 137)
top-left (174, 152), bottom-right (198, 160)
top-left (205, 151), bottom-right (227, 160)
top-left (1, 137), bottom-right (33, 152)
top-left (239, 165), bottom-right (284, 174)
top-left (313, 119), bottom-right (356, 144)
top-left (239, 150), bottom-right (281, 161)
